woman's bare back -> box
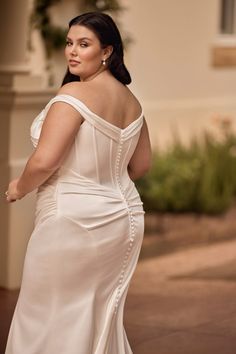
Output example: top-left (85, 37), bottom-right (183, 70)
top-left (60, 72), bottom-right (142, 130)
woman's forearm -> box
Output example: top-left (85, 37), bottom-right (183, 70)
top-left (17, 154), bottom-right (58, 197)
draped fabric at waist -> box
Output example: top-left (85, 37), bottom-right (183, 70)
top-left (35, 172), bottom-right (144, 230)
top-left (58, 173), bottom-right (143, 207)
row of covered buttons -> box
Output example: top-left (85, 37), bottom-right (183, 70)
top-left (114, 136), bottom-right (135, 313)
top-left (114, 139), bottom-right (135, 314)
top-left (114, 214), bottom-right (136, 314)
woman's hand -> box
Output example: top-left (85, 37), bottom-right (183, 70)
top-left (5, 178), bottom-right (24, 203)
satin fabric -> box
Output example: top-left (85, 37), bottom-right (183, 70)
top-left (5, 94), bottom-right (145, 354)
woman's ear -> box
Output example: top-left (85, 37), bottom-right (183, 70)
top-left (103, 45), bottom-right (113, 60)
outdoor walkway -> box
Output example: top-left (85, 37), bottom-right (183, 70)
top-left (1, 238), bottom-right (236, 353)
top-left (125, 238), bottom-right (236, 354)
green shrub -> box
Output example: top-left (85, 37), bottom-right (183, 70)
top-left (137, 132), bottom-right (236, 214)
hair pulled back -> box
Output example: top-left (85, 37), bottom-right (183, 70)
top-left (62, 12), bottom-right (131, 86)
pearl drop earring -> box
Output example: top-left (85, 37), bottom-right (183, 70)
top-left (102, 59), bottom-right (106, 66)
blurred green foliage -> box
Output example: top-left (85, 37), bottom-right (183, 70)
top-left (137, 126), bottom-right (236, 214)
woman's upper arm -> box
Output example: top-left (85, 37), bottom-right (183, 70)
top-left (33, 101), bottom-right (83, 170)
top-left (128, 118), bottom-right (152, 174)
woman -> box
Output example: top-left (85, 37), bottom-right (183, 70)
top-left (5, 12), bottom-right (152, 354)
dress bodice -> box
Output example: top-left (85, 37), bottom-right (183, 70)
top-left (30, 94), bottom-right (144, 192)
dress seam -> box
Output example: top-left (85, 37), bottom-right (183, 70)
top-left (113, 133), bottom-right (136, 315)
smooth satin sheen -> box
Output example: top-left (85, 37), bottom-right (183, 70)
top-left (5, 94), bottom-right (145, 354)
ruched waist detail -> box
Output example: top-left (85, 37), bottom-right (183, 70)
top-left (58, 173), bottom-right (143, 208)
top-left (34, 172), bottom-right (144, 230)
top-left (56, 174), bottom-right (144, 230)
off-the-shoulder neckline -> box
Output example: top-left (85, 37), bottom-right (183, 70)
top-left (50, 94), bottom-right (144, 132)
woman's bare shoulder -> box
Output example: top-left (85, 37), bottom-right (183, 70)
top-left (58, 82), bottom-right (87, 96)
top-left (125, 87), bottom-right (142, 114)
top-left (59, 81), bottom-right (108, 108)
top-left (57, 80), bottom-right (142, 118)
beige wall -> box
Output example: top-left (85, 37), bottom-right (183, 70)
top-left (119, 0), bottom-right (236, 148)
top-left (122, 0), bottom-right (232, 99)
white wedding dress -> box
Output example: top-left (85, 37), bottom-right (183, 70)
top-left (5, 94), bottom-right (145, 354)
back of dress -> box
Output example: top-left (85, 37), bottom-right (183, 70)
top-left (54, 94), bottom-right (143, 188)
top-left (5, 94), bottom-right (145, 354)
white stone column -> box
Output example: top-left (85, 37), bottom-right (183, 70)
top-left (0, 0), bottom-right (42, 89)
top-left (0, 0), bottom-right (55, 289)
top-left (0, 0), bottom-right (31, 91)
top-left (0, 0), bottom-right (29, 70)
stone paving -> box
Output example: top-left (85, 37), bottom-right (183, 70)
top-left (125, 239), bottom-right (236, 354)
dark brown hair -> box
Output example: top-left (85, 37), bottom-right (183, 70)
top-left (62, 12), bottom-right (131, 86)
